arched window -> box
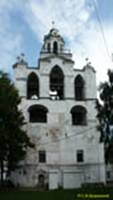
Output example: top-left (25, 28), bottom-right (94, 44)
top-left (50, 66), bottom-right (64, 100)
top-left (27, 73), bottom-right (39, 99)
top-left (75, 75), bottom-right (85, 100)
top-left (38, 174), bottom-right (45, 185)
top-left (28, 105), bottom-right (48, 123)
top-left (71, 106), bottom-right (87, 125)
top-left (47, 43), bottom-right (51, 53)
top-left (53, 41), bottom-right (58, 54)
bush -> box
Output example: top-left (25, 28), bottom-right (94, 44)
top-left (81, 182), bottom-right (105, 189)
top-left (0, 180), bottom-right (15, 189)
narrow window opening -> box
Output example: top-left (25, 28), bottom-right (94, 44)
top-left (53, 41), bottom-right (58, 54)
top-left (107, 171), bottom-right (111, 179)
top-left (47, 43), bottom-right (51, 53)
top-left (75, 75), bottom-right (85, 100)
top-left (77, 150), bottom-right (84, 162)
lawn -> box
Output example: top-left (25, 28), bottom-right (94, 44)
top-left (0, 187), bottom-right (113, 200)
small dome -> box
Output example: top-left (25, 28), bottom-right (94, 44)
top-left (50, 28), bottom-right (59, 36)
top-left (44, 28), bottom-right (64, 43)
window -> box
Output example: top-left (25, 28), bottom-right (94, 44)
top-left (39, 151), bottom-right (46, 163)
top-left (71, 106), bottom-right (87, 125)
top-left (28, 105), bottom-right (48, 123)
top-left (53, 41), bottom-right (58, 54)
top-left (27, 72), bottom-right (39, 99)
top-left (47, 43), bottom-right (51, 53)
top-left (75, 75), bottom-right (85, 100)
top-left (107, 171), bottom-right (111, 179)
top-left (50, 66), bottom-right (64, 100)
top-left (77, 150), bottom-right (84, 162)
top-left (23, 170), bottom-right (27, 175)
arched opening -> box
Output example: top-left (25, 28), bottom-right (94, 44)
top-left (50, 66), bottom-right (64, 100)
top-left (75, 75), bottom-right (85, 100)
top-left (53, 41), bottom-right (58, 54)
top-left (38, 174), bottom-right (45, 185)
top-left (28, 105), bottom-right (48, 123)
top-left (71, 106), bottom-right (87, 125)
top-left (47, 43), bottom-right (51, 53)
top-left (27, 72), bottom-right (39, 99)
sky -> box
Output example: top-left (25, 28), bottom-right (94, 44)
top-left (0, 0), bottom-right (113, 86)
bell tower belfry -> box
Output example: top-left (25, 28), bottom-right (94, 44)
top-left (38, 24), bottom-right (74, 99)
top-left (41, 23), bottom-right (65, 55)
top-left (39, 24), bottom-right (73, 67)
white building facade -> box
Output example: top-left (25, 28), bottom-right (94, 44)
top-left (12, 28), bottom-right (106, 189)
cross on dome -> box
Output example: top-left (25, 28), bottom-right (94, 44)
top-left (52, 21), bottom-right (55, 28)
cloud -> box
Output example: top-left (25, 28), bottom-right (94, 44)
top-left (0, 0), bottom-right (112, 86)
top-left (23, 0), bottom-right (113, 85)
top-left (71, 22), bottom-right (113, 86)
top-left (24, 0), bottom-right (93, 41)
top-left (0, 0), bottom-right (24, 73)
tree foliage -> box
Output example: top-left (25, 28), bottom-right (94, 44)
top-left (96, 69), bottom-right (113, 164)
top-left (0, 71), bottom-right (34, 184)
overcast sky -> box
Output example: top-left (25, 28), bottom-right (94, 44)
top-left (0, 0), bottom-right (113, 85)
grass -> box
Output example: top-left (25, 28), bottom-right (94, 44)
top-left (0, 187), bottom-right (113, 200)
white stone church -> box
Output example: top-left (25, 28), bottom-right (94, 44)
top-left (11, 27), bottom-right (106, 189)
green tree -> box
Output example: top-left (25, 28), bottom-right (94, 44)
top-left (96, 69), bottom-right (113, 164)
top-left (0, 71), bottom-right (34, 185)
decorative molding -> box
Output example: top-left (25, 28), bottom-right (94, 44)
top-left (16, 78), bottom-right (27, 81)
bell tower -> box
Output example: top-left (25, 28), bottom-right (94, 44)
top-left (12, 24), bottom-right (106, 189)
top-left (40, 24), bottom-right (72, 62)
